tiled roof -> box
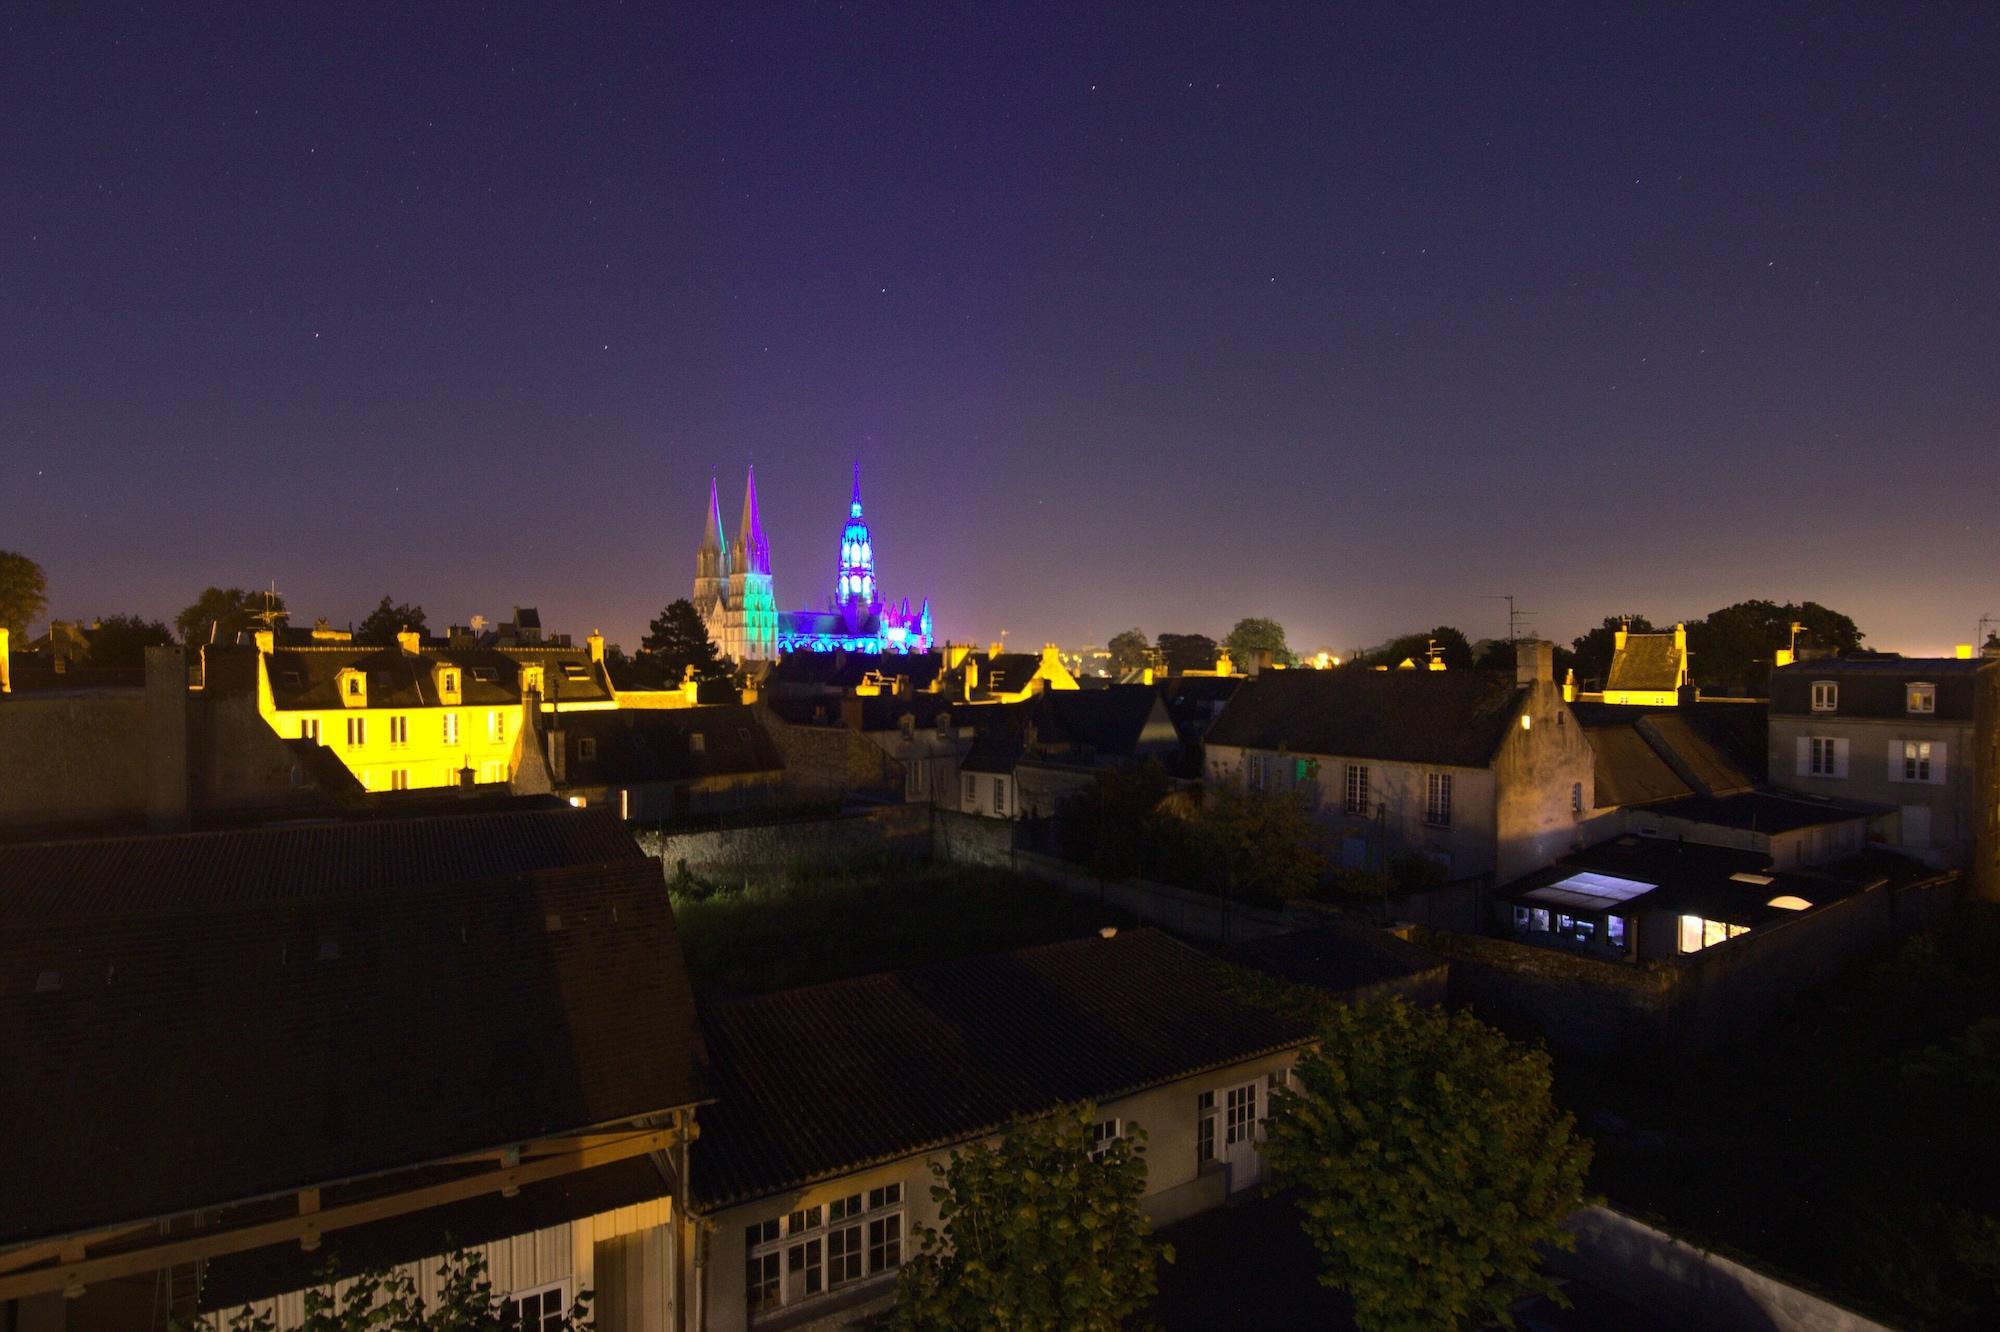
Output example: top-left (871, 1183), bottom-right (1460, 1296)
top-left (1605, 633), bottom-right (1683, 693)
top-left (0, 808), bottom-right (706, 1244)
top-left (1205, 669), bottom-right (1528, 768)
top-left (555, 704), bottom-right (784, 785)
top-left (1228, 920), bottom-right (1447, 995)
top-left (690, 929), bottom-right (1314, 1210)
top-left (1585, 724), bottom-right (1692, 808)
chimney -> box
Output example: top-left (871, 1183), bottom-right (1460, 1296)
top-left (587, 629), bottom-right (605, 664)
top-left (1515, 639), bottom-right (1555, 686)
top-left (1954, 643), bottom-right (1974, 661)
top-left (1562, 668), bottom-right (1577, 703)
top-left (145, 645), bottom-right (190, 831)
top-left (396, 628), bottom-right (422, 654)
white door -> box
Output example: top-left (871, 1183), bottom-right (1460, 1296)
top-left (1902, 805), bottom-right (1931, 848)
top-left (1221, 1081), bottom-right (1262, 1191)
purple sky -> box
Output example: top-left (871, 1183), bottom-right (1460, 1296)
top-left (4, 5), bottom-right (1995, 656)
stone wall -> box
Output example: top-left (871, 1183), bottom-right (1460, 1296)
top-left (635, 803), bottom-right (931, 880)
top-left (1557, 1206), bottom-right (1898, 1332)
top-left (0, 690), bottom-right (149, 833)
top-left (754, 706), bottom-right (903, 801)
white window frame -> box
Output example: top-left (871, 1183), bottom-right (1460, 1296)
top-left (746, 1184), bottom-right (904, 1316)
top-left (1224, 1081), bottom-right (1259, 1147)
top-left (1907, 683), bottom-right (1935, 714)
top-left (1903, 740), bottom-right (1932, 782)
top-left (1810, 681), bottom-right (1837, 712)
top-left (488, 710), bottom-right (506, 743)
top-left (1344, 763), bottom-right (1369, 815)
top-left (1425, 772), bottom-right (1452, 827)
top-left (1088, 1117), bottom-right (1122, 1161)
top-left (442, 711), bottom-right (459, 746)
top-left (993, 776), bottom-right (1006, 816)
top-left (963, 774), bottom-right (976, 807)
top-left (1808, 736), bottom-right (1840, 777)
top-left (1196, 1090), bottom-right (1217, 1166)
top-left (505, 1284), bottom-right (568, 1332)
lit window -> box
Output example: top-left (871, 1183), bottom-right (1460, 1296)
top-left (1344, 764), bottom-right (1369, 815)
top-left (1903, 740), bottom-right (1932, 782)
top-left (1679, 914), bottom-right (1750, 953)
top-left (1907, 683), bottom-right (1935, 714)
top-left (1607, 915), bottom-right (1627, 949)
top-left (1425, 772), bottom-right (1452, 827)
top-left (506, 1286), bottom-right (567, 1332)
top-left (442, 670), bottom-right (458, 693)
top-left (442, 712), bottom-right (459, 745)
top-left (1811, 681), bottom-right (1837, 712)
top-left (488, 710), bottom-right (505, 743)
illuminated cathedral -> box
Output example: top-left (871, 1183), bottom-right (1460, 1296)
top-left (693, 464), bottom-right (933, 661)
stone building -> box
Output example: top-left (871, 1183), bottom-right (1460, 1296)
top-left (1203, 642), bottom-right (1595, 885)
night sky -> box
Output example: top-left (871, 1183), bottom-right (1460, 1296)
top-left (5, 4), bottom-right (1995, 657)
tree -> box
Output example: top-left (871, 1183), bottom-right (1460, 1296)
top-left (84, 614), bottom-right (175, 668)
top-left (177, 586), bottom-right (287, 647)
top-left (185, 1248), bottom-right (590, 1331)
top-left (1170, 780), bottom-right (1327, 905)
top-left (1261, 998), bottom-right (1593, 1332)
top-left (640, 598), bottom-right (729, 682)
top-left (1224, 616), bottom-right (1293, 666)
top-left (1155, 631), bottom-right (1219, 674)
top-left (1568, 614), bottom-right (1654, 686)
top-left (356, 596), bottom-right (428, 646)
top-left (1107, 627), bottom-right (1150, 675)
top-left (1688, 599), bottom-right (1863, 695)
top-left (0, 550), bottom-right (48, 636)
top-left (893, 1104), bottom-right (1169, 1332)
top-left (1354, 626), bottom-right (1473, 671)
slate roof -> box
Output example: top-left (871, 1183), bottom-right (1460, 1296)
top-left (1204, 669), bottom-right (1529, 768)
top-left (0, 807), bottom-right (707, 1244)
top-left (1576, 702), bottom-right (1767, 808)
top-left (231, 642), bottom-right (614, 712)
top-left (973, 653), bottom-right (1045, 694)
top-left (1605, 633), bottom-right (1683, 693)
top-left (554, 704), bottom-right (784, 786)
top-left (1639, 790), bottom-right (1884, 835)
top-left (766, 651), bottom-right (944, 692)
top-left (1586, 724), bottom-right (1692, 808)
top-left (1770, 655), bottom-right (1992, 720)
top-left (690, 929), bottom-right (1315, 1210)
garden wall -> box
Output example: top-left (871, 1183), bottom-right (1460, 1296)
top-left (635, 803), bottom-right (930, 879)
top-left (1558, 1206), bottom-right (1898, 1332)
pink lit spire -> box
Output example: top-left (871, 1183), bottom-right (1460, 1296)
top-left (733, 464), bottom-right (771, 575)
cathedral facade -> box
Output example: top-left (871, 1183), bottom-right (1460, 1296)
top-left (693, 465), bottom-right (932, 661)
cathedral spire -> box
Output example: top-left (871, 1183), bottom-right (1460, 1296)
top-left (849, 460), bottom-right (863, 518)
top-left (733, 464), bottom-right (771, 576)
top-left (696, 471), bottom-right (727, 583)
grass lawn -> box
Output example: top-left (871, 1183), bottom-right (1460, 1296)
top-left (1550, 903), bottom-right (2000, 1331)
top-left (671, 857), bottom-right (1138, 995)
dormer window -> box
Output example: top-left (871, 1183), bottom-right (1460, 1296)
top-left (346, 677), bottom-right (361, 697)
top-left (1907, 683), bottom-right (1935, 714)
top-left (440, 669), bottom-right (459, 693)
top-left (337, 668), bottom-right (367, 706)
top-left (522, 667), bottom-right (544, 695)
top-left (1811, 681), bottom-right (1837, 712)
top-left (561, 662), bottom-right (590, 681)
top-left (470, 667), bottom-right (498, 683)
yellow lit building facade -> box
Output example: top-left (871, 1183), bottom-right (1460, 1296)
top-left (230, 627), bottom-right (618, 793)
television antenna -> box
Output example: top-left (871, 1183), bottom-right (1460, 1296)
top-left (1484, 594), bottom-right (1534, 643)
top-left (1979, 613), bottom-right (1998, 651)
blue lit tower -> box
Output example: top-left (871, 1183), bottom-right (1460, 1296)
top-left (834, 463), bottom-right (880, 620)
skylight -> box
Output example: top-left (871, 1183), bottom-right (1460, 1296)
top-left (1522, 870), bottom-right (1656, 910)
top-left (1729, 872), bottom-right (1776, 886)
top-left (1766, 895), bottom-right (1812, 911)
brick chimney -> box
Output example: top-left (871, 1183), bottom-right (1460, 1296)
top-left (1515, 639), bottom-right (1555, 686)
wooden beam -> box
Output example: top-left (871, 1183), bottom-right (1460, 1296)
top-left (0, 1127), bottom-right (680, 1304)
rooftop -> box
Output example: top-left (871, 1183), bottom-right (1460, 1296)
top-left (0, 807), bottom-right (706, 1244)
top-left (1205, 668), bottom-right (1529, 768)
top-left (689, 929), bottom-right (1313, 1210)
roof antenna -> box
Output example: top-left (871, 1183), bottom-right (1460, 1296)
top-left (1483, 594), bottom-right (1534, 643)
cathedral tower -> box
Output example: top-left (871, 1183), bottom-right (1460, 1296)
top-left (720, 466), bottom-right (778, 661)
